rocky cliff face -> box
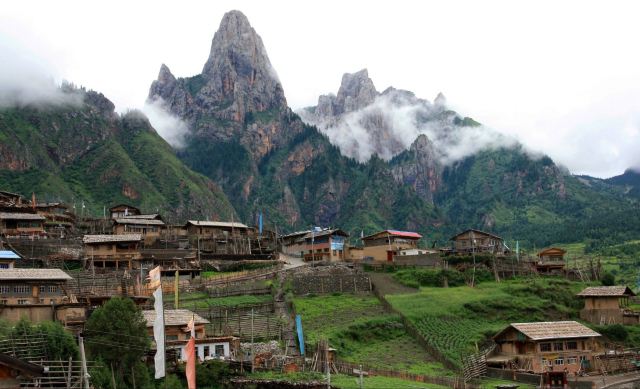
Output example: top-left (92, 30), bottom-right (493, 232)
top-left (391, 134), bottom-right (442, 203)
top-left (148, 10), bottom-right (295, 160)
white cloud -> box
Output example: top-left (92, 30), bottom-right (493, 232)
top-left (142, 99), bottom-right (190, 148)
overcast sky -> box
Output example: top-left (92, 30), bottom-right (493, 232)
top-left (2, 0), bottom-right (640, 178)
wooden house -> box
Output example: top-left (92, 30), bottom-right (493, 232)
top-left (82, 234), bottom-right (143, 269)
top-left (113, 218), bottom-right (166, 244)
top-left (109, 204), bottom-right (141, 219)
top-left (0, 190), bottom-right (24, 206)
top-left (142, 309), bottom-right (239, 361)
top-left (300, 229), bottom-right (349, 262)
top-left (0, 353), bottom-right (44, 387)
top-left (362, 230), bottom-right (422, 262)
top-left (184, 220), bottom-right (251, 238)
top-left (0, 269), bottom-right (72, 307)
top-left (0, 212), bottom-right (46, 237)
top-left (0, 250), bottom-right (19, 269)
top-left (577, 286), bottom-right (640, 325)
top-left (449, 229), bottom-right (507, 255)
top-left (489, 321), bottom-right (602, 374)
top-left (534, 248), bottom-right (567, 274)
top-left (35, 202), bottom-right (76, 235)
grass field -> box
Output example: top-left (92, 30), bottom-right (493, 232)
top-left (386, 278), bottom-right (587, 368)
top-left (166, 291), bottom-right (272, 309)
top-left (293, 293), bottom-right (451, 376)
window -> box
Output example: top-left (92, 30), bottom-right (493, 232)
top-left (554, 342), bottom-right (564, 351)
top-left (567, 357), bottom-right (578, 365)
top-left (0, 264), bottom-right (8, 269)
top-left (17, 299), bottom-right (29, 305)
top-left (48, 286), bottom-right (57, 293)
top-left (14, 285), bottom-right (30, 294)
top-left (203, 345), bottom-right (210, 357)
top-left (541, 358), bottom-right (551, 367)
top-left (0, 285), bottom-right (10, 294)
top-left (554, 358), bottom-right (564, 366)
top-left (566, 341), bottom-right (578, 350)
top-left (166, 335), bottom-right (178, 341)
top-left (540, 343), bottom-right (552, 352)
top-left (214, 344), bottom-right (225, 356)
top-left (0, 299), bottom-right (6, 304)
top-left (40, 286), bottom-right (46, 293)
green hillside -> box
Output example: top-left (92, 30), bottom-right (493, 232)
top-left (0, 88), bottom-right (235, 221)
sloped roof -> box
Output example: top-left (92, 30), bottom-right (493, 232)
top-left (450, 229), bottom-right (503, 241)
top-left (495, 321), bottom-right (601, 341)
top-left (142, 309), bottom-right (209, 327)
top-left (109, 204), bottom-right (140, 212)
top-left (538, 247), bottom-right (567, 257)
top-left (0, 250), bottom-right (20, 259)
top-left (121, 214), bottom-right (161, 220)
top-left (0, 268), bottom-right (72, 281)
top-left (281, 230), bottom-right (312, 239)
top-left (185, 220), bottom-right (249, 229)
top-left (114, 218), bottom-right (165, 226)
top-left (577, 286), bottom-right (636, 297)
top-left (83, 234), bottom-right (143, 244)
top-left (303, 229), bottom-right (349, 239)
top-left (0, 212), bottom-right (45, 221)
top-left (362, 230), bottom-right (422, 240)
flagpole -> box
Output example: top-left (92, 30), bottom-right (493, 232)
top-left (162, 267), bottom-right (167, 389)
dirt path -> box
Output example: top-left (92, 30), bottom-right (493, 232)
top-left (367, 271), bottom-right (418, 296)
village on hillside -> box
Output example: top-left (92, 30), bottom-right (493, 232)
top-left (1, 188), bottom-right (639, 389)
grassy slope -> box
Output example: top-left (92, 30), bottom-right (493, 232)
top-left (0, 103), bottom-right (235, 221)
top-left (293, 294), bottom-right (450, 376)
top-left (386, 279), bottom-right (587, 368)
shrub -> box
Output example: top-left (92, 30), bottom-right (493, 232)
top-left (598, 324), bottom-right (629, 342)
top-left (601, 272), bottom-right (616, 286)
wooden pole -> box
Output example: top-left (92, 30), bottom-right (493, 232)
top-left (79, 335), bottom-right (89, 389)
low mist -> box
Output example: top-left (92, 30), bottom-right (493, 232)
top-left (143, 99), bottom-right (190, 148)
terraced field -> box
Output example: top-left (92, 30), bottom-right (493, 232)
top-left (293, 293), bottom-right (451, 376)
top-left (386, 278), bottom-right (587, 368)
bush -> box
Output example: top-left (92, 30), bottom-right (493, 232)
top-left (601, 272), bottom-right (616, 286)
top-left (598, 324), bottom-right (629, 342)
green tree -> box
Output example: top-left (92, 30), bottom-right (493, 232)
top-left (85, 297), bottom-right (149, 386)
top-left (601, 272), bottom-right (616, 286)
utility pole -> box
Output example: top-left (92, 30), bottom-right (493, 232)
top-left (251, 308), bottom-right (255, 373)
top-left (326, 343), bottom-right (331, 389)
top-left (79, 335), bottom-right (89, 389)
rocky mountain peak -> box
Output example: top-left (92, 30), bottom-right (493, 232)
top-left (335, 69), bottom-right (378, 114)
top-left (434, 92), bottom-right (447, 107)
top-left (199, 9), bottom-right (286, 115)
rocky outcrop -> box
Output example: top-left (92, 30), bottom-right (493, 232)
top-left (148, 10), bottom-right (293, 153)
top-left (391, 134), bottom-right (442, 203)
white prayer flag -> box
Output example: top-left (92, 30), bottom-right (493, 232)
top-left (153, 286), bottom-right (165, 379)
top-left (147, 266), bottom-right (162, 289)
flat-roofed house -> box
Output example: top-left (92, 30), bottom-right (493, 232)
top-left (109, 204), bottom-right (141, 219)
top-left (113, 218), bottom-right (166, 244)
top-left (449, 229), bottom-right (507, 255)
top-left (489, 321), bottom-right (602, 374)
top-left (578, 286), bottom-right (640, 325)
top-left (0, 212), bottom-right (46, 237)
top-left (0, 249), bottom-right (20, 269)
top-left (82, 234), bottom-right (143, 269)
top-left (362, 230), bottom-right (422, 262)
top-left (300, 229), bottom-right (349, 262)
top-left (142, 309), bottom-right (239, 361)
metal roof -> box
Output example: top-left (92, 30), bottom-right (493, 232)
top-left (83, 234), bottom-right (143, 244)
top-left (142, 309), bottom-right (209, 327)
top-left (0, 268), bottom-right (72, 281)
top-left (0, 212), bottom-right (45, 221)
top-left (302, 229), bottom-right (349, 239)
top-left (496, 321), bottom-right (601, 341)
top-left (577, 286), bottom-right (636, 297)
top-left (185, 220), bottom-right (249, 229)
top-left (0, 250), bottom-right (20, 259)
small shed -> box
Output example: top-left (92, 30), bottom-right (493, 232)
top-left (0, 250), bottom-right (20, 269)
top-left (577, 286), bottom-right (639, 325)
